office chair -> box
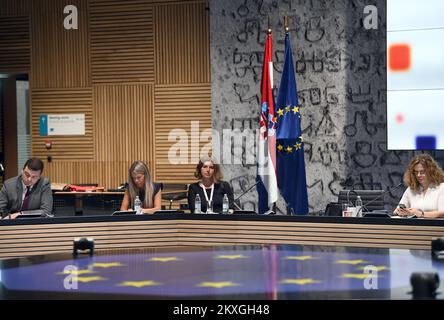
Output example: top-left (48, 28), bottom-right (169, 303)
top-left (161, 183), bottom-right (189, 210)
top-left (337, 190), bottom-right (384, 212)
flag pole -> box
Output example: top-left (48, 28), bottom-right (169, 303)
top-left (267, 17), bottom-right (276, 214)
top-left (284, 15), bottom-right (289, 215)
top-left (284, 16), bottom-right (289, 34)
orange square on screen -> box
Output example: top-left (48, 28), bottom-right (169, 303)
top-left (389, 44), bottom-right (411, 71)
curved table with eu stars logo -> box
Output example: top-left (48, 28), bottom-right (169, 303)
top-left (1, 244), bottom-right (444, 299)
top-left (1, 213), bottom-right (444, 261)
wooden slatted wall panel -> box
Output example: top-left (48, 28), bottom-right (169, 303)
top-left (0, 0), bottom-right (211, 188)
top-left (154, 84), bottom-right (211, 182)
top-left (154, 1), bottom-right (210, 84)
top-left (0, 16), bottom-right (30, 72)
top-left (44, 160), bottom-right (134, 189)
top-left (90, 0), bottom-right (154, 84)
top-left (30, 0), bottom-right (90, 88)
top-left (30, 88), bottom-right (94, 160)
top-left (0, 0), bottom-right (29, 16)
top-left (93, 85), bottom-right (155, 174)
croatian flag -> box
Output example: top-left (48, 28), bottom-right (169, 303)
top-left (256, 31), bottom-right (278, 214)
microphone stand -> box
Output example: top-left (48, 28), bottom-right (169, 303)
top-left (356, 183), bottom-right (404, 216)
top-left (233, 180), bottom-right (260, 210)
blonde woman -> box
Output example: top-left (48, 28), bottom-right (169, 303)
top-left (120, 161), bottom-right (162, 214)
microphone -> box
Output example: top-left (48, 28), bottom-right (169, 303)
top-left (356, 182), bottom-right (404, 216)
top-left (346, 189), bottom-right (359, 206)
top-left (233, 180), bottom-right (260, 210)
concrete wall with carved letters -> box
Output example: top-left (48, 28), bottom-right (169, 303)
top-left (210, 0), bottom-right (444, 214)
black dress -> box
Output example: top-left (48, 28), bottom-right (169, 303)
top-left (136, 182), bottom-right (162, 208)
top-left (187, 181), bottom-right (234, 213)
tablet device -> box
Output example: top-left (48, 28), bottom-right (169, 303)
top-left (112, 210), bottom-right (137, 216)
top-left (391, 214), bottom-right (417, 219)
top-left (16, 210), bottom-right (44, 218)
top-left (363, 211), bottom-right (392, 218)
top-left (233, 210), bottom-right (257, 215)
top-left (153, 210), bottom-right (184, 214)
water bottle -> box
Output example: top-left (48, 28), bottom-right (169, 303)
top-left (355, 195), bottom-right (363, 217)
top-left (134, 196), bottom-right (142, 215)
top-left (194, 194), bottom-right (201, 214)
top-left (222, 194), bottom-right (229, 214)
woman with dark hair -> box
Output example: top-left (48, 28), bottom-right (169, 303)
top-left (120, 161), bottom-right (162, 214)
top-left (187, 157), bottom-right (234, 214)
top-left (394, 154), bottom-right (444, 218)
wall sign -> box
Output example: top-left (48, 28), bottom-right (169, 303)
top-left (39, 114), bottom-right (85, 136)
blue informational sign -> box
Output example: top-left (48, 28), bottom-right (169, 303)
top-left (39, 115), bottom-right (48, 136)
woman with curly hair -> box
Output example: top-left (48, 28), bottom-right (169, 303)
top-left (394, 154), bottom-right (444, 218)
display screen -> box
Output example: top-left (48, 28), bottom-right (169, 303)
top-left (387, 0), bottom-right (444, 150)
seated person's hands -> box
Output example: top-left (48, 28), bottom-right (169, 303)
top-left (394, 207), bottom-right (422, 217)
top-left (2, 212), bottom-right (22, 220)
top-left (140, 208), bottom-right (154, 215)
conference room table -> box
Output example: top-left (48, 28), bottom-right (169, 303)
top-left (2, 242), bottom-right (443, 300)
top-left (53, 191), bottom-right (125, 215)
top-left (1, 213), bottom-right (443, 260)
top-left (53, 189), bottom-right (188, 215)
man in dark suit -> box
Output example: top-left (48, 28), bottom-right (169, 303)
top-left (0, 158), bottom-right (53, 219)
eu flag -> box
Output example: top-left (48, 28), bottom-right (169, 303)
top-left (276, 33), bottom-right (309, 215)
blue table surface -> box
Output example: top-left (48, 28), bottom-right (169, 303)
top-left (1, 244), bottom-right (443, 299)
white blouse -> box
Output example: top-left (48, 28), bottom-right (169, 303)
top-left (398, 183), bottom-right (444, 212)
